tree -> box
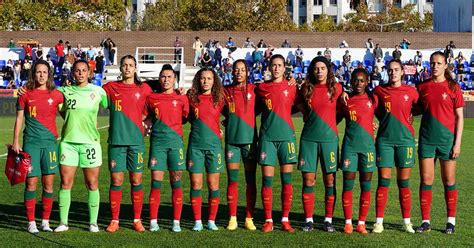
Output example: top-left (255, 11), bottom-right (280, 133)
top-left (309, 14), bottom-right (338, 32)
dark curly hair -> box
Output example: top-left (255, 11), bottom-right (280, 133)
top-left (301, 56), bottom-right (338, 110)
top-left (351, 68), bottom-right (376, 103)
top-left (187, 68), bottom-right (224, 107)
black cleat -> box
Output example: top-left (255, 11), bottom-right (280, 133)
top-left (445, 223), bottom-right (455, 234)
top-left (302, 221), bottom-right (314, 232)
top-left (323, 221), bottom-right (336, 233)
top-left (416, 222), bottom-right (431, 233)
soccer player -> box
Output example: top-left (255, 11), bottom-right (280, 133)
top-left (223, 59), bottom-right (258, 231)
top-left (12, 60), bottom-right (64, 234)
top-left (372, 60), bottom-right (419, 234)
top-left (416, 51), bottom-right (464, 234)
top-left (256, 54), bottom-right (297, 233)
top-left (339, 68), bottom-right (378, 234)
top-left (186, 68), bottom-right (225, 231)
top-left (103, 55), bottom-right (153, 233)
top-left (297, 56), bottom-right (342, 232)
top-left (54, 60), bottom-right (108, 232)
top-left (144, 64), bottom-right (189, 232)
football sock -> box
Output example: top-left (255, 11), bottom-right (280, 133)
top-left (131, 184), bottom-right (143, 220)
top-left (420, 184), bottom-right (433, 221)
top-left (227, 169), bottom-right (239, 217)
top-left (88, 189), bottom-right (100, 225)
top-left (109, 185), bottom-right (122, 221)
top-left (342, 178), bottom-right (354, 221)
top-left (359, 180), bottom-right (372, 222)
top-left (41, 191), bottom-right (54, 221)
top-left (191, 189), bottom-right (202, 221)
top-left (149, 180), bottom-right (162, 220)
top-left (262, 176), bottom-right (273, 220)
top-left (281, 172), bottom-right (293, 219)
top-left (24, 190), bottom-right (36, 222)
top-left (325, 185), bottom-right (336, 219)
top-left (171, 180), bottom-right (183, 221)
top-left (208, 190), bottom-right (220, 221)
top-left (444, 184), bottom-right (457, 219)
top-left (58, 189), bottom-right (71, 225)
top-left (376, 178), bottom-right (390, 219)
top-left (397, 179), bottom-right (411, 220)
top-left (302, 184), bottom-right (314, 220)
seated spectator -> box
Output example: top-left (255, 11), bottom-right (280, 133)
top-left (95, 51), bottom-right (105, 73)
top-left (407, 59), bottom-right (414, 65)
top-left (224, 51), bottom-right (234, 65)
top-left (200, 49), bottom-right (213, 69)
top-left (285, 58), bottom-right (293, 78)
top-left (295, 45), bottom-right (304, 67)
top-left (370, 67), bottom-right (381, 88)
top-left (226, 37), bottom-right (237, 53)
top-left (335, 66), bottom-right (345, 81)
top-left (263, 46), bottom-right (274, 68)
top-left (46, 55), bottom-right (54, 69)
top-left (74, 43), bottom-right (85, 61)
top-left (343, 50), bottom-right (351, 68)
top-left (444, 45), bottom-right (454, 59)
top-left (252, 47), bottom-right (263, 67)
top-left (448, 40), bottom-right (456, 49)
top-left (86, 45), bottom-right (96, 60)
top-left (22, 60), bottom-right (31, 81)
top-left (456, 60), bottom-right (465, 82)
top-left (263, 66), bottom-right (272, 81)
top-left (63, 60), bottom-right (72, 78)
top-left (375, 58), bottom-right (385, 72)
top-left (35, 44), bottom-right (43, 61)
top-left (87, 57), bottom-right (96, 78)
top-left (281, 39), bottom-right (291, 48)
top-left (455, 52), bottom-right (466, 64)
top-left (392, 45), bottom-right (402, 60)
top-left (257, 39), bottom-right (267, 48)
top-left (380, 66), bottom-right (388, 85)
top-left (339, 40), bottom-right (349, 48)
top-left (323, 47), bottom-right (332, 62)
top-left (365, 38), bottom-right (374, 49)
top-left (400, 38), bottom-right (411, 49)
top-left (243, 37), bottom-right (255, 48)
top-left (23, 44), bottom-right (33, 61)
top-left (222, 57), bottom-right (233, 85)
top-left (414, 51), bottom-right (423, 65)
top-left (373, 44), bottom-right (383, 60)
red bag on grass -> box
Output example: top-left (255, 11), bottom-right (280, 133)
top-left (5, 146), bottom-right (31, 186)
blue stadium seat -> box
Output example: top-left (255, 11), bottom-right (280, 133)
top-left (333, 60), bottom-right (341, 67)
top-left (364, 60), bottom-right (372, 67)
top-left (463, 61), bottom-right (469, 68)
top-left (94, 79), bottom-right (102, 86)
top-left (2, 80), bottom-right (9, 88)
top-left (294, 67), bottom-right (302, 74)
top-left (0, 60), bottom-right (5, 69)
top-left (95, 73), bottom-right (103, 80)
top-left (303, 60), bottom-right (311, 67)
top-left (253, 72), bottom-right (262, 82)
top-left (367, 66), bottom-right (373, 73)
top-left (423, 61), bottom-right (430, 67)
top-left (352, 60), bottom-right (360, 67)
top-left (54, 79), bottom-right (61, 87)
top-left (465, 67), bottom-right (471, 73)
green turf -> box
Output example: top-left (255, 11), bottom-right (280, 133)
top-left (0, 116), bottom-right (473, 246)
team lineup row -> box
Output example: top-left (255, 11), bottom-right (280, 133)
top-left (12, 51), bottom-right (464, 235)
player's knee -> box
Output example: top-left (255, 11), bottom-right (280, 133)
top-left (303, 178), bottom-right (315, 187)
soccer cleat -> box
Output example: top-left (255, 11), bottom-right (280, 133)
top-left (106, 221), bottom-right (119, 233)
top-left (227, 216), bottom-right (238, 230)
top-left (302, 221), bottom-right (314, 232)
top-left (344, 224), bottom-right (353, 234)
top-left (261, 221), bottom-right (273, 233)
top-left (133, 220), bottom-right (145, 233)
top-left (171, 223), bottom-right (182, 233)
top-left (207, 222), bottom-right (219, 231)
top-left (40, 222), bottom-right (53, 232)
top-left (89, 224), bottom-right (100, 233)
top-left (445, 223), bottom-right (455, 234)
top-left (150, 222), bottom-right (160, 232)
top-left (323, 221), bottom-right (336, 233)
top-left (244, 218), bottom-right (256, 231)
top-left (356, 224), bottom-right (368, 234)
top-left (54, 224), bottom-right (69, 233)
top-left (192, 222), bottom-right (203, 232)
top-left (281, 221), bottom-right (295, 233)
top-left (403, 223), bottom-right (415, 234)
top-left (27, 222), bottom-right (39, 234)
top-left (372, 222), bottom-right (384, 233)
top-left (416, 222), bottom-right (431, 233)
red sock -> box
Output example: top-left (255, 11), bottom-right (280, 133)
top-left (245, 182), bottom-right (256, 218)
top-left (149, 188), bottom-right (161, 220)
top-left (359, 191), bottom-right (371, 222)
top-left (191, 196), bottom-right (202, 221)
top-left (325, 194), bottom-right (335, 218)
top-left (281, 184), bottom-right (293, 219)
top-left (227, 182), bottom-right (238, 217)
top-left (399, 187), bottom-right (411, 219)
top-left (109, 189), bottom-right (122, 221)
top-left (376, 186), bottom-right (389, 218)
top-left (172, 188), bottom-right (183, 221)
top-left (420, 188), bottom-right (432, 220)
top-left (445, 189), bottom-right (458, 218)
top-left (41, 195), bottom-right (53, 220)
top-left (261, 186), bottom-right (273, 220)
top-left (131, 188), bottom-right (143, 220)
top-left (342, 190), bottom-right (353, 220)
top-left (25, 199), bottom-right (36, 222)
top-left (208, 197), bottom-right (220, 221)
top-left (302, 192), bottom-right (314, 219)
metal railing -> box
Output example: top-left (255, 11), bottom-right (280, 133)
top-left (135, 47), bottom-right (184, 65)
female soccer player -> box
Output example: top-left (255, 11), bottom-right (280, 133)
top-left (103, 55), bottom-right (153, 233)
top-left (12, 60), bottom-right (64, 234)
top-left (372, 60), bottom-right (419, 234)
top-left (223, 59), bottom-right (258, 231)
top-left (54, 60), bottom-right (108, 232)
top-left (256, 54), bottom-right (297, 233)
top-left (339, 68), bottom-right (378, 234)
top-left (416, 51), bottom-right (464, 234)
top-left (144, 64), bottom-right (189, 232)
top-left (186, 68), bottom-right (225, 231)
top-left (297, 56), bottom-right (342, 232)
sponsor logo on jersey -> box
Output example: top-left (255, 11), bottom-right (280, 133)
top-left (227, 150), bottom-right (234, 159)
top-left (110, 160), bottom-right (116, 169)
top-left (348, 104), bottom-right (355, 108)
top-left (260, 152), bottom-right (267, 161)
top-left (150, 157), bottom-right (157, 166)
top-left (47, 98), bottom-right (53, 105)
top-left (114, 93), bottom-right (120, 97)
top-left (383, 95), bottom-right (391, 99)
top-left (344, 159), bottom-right (351, 168)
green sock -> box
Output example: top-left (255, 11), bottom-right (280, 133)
top-left (59, 189), bottom-right (71, 225)
top-left (88, 189), bottom-right (100, 225)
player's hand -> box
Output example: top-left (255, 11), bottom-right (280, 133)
top-left (288, 77), bottom-right (297, 86)
top-left (451, 144), bottom-right (461, 159)
top-left (17, 86), bottom-right (27, 96)
top-left (176, 87), bottom-right (186, 95)
top-left (372, 122), bottom-right (379, 131)
top-left (11, 142), bottom-right (22, 154)
top-left (341, 92), bottom-right (349, 105)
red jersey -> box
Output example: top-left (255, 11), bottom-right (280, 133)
top-left (16, 89), bottom-right (64, 145)
top-left (55, 43), bottom-right (65, 57)
top-left (188, 94), bottom-right (224, 149)
top-left (102, 81), bottom-right (153, 145)
top-left (223, 84), bottom-right (257, 144)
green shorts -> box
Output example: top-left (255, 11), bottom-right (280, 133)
top-left (225, 143), bottom-right (256, 164)
top-left (149, 142), bottom-right (186, 171)
top-left (108, 144), bottom-right (145, 173)
top-left (187, 146), bottom-right (224, 174)
top-left (298, 139), bottom-right (338, 173)
top-left (418, 142), bottom-right (454, 161)
top-left (341, 150), bottom-right (376, 173)
top-left (23, 142), bottom-right (59, 177)
top-left (59, 142), bottom-right (102, 168)
top-left (257, 139), bottom-right (297, 166)
top-left (376, 143), bottom-right (415, 168)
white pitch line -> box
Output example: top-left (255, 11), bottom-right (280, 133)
top-left (0, 125), bottom-right (109, 158)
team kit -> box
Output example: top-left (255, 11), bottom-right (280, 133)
top-left (12, 52), bottom-right (464, 235)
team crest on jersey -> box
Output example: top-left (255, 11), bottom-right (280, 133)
top-left (367, 101), bottom-right (372, 108)
top-left (247, 93), bottom-right (252, 100)
top-left (172, 100), bottom-right (178, 107)
top-left (90, 93), bottom-right (95, 100)
top-left (283, 90), bottom-right (289, 97)
top-left (227, 150), bottom-right (234, 159)
top-left (344, 159), bottom-right (351, 168)
top-left (188, 160), bottom-right (194, 169)
top-left (110, 160), bottom-right (116, 169)
top-left (403, 94), bottom-right (409, 102)
top-left (48, 98), bottom-right (53, 105)
top-left (442, 92), bottom-right (448, 100)
top-left (260, 152), bottom-right (267, 161)
top-left (61, 154), bottom-right (66, 161)
top-left (150, 157), bottom-right (157, 166)
top-left (135, 92), bottom-right (141, 99)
